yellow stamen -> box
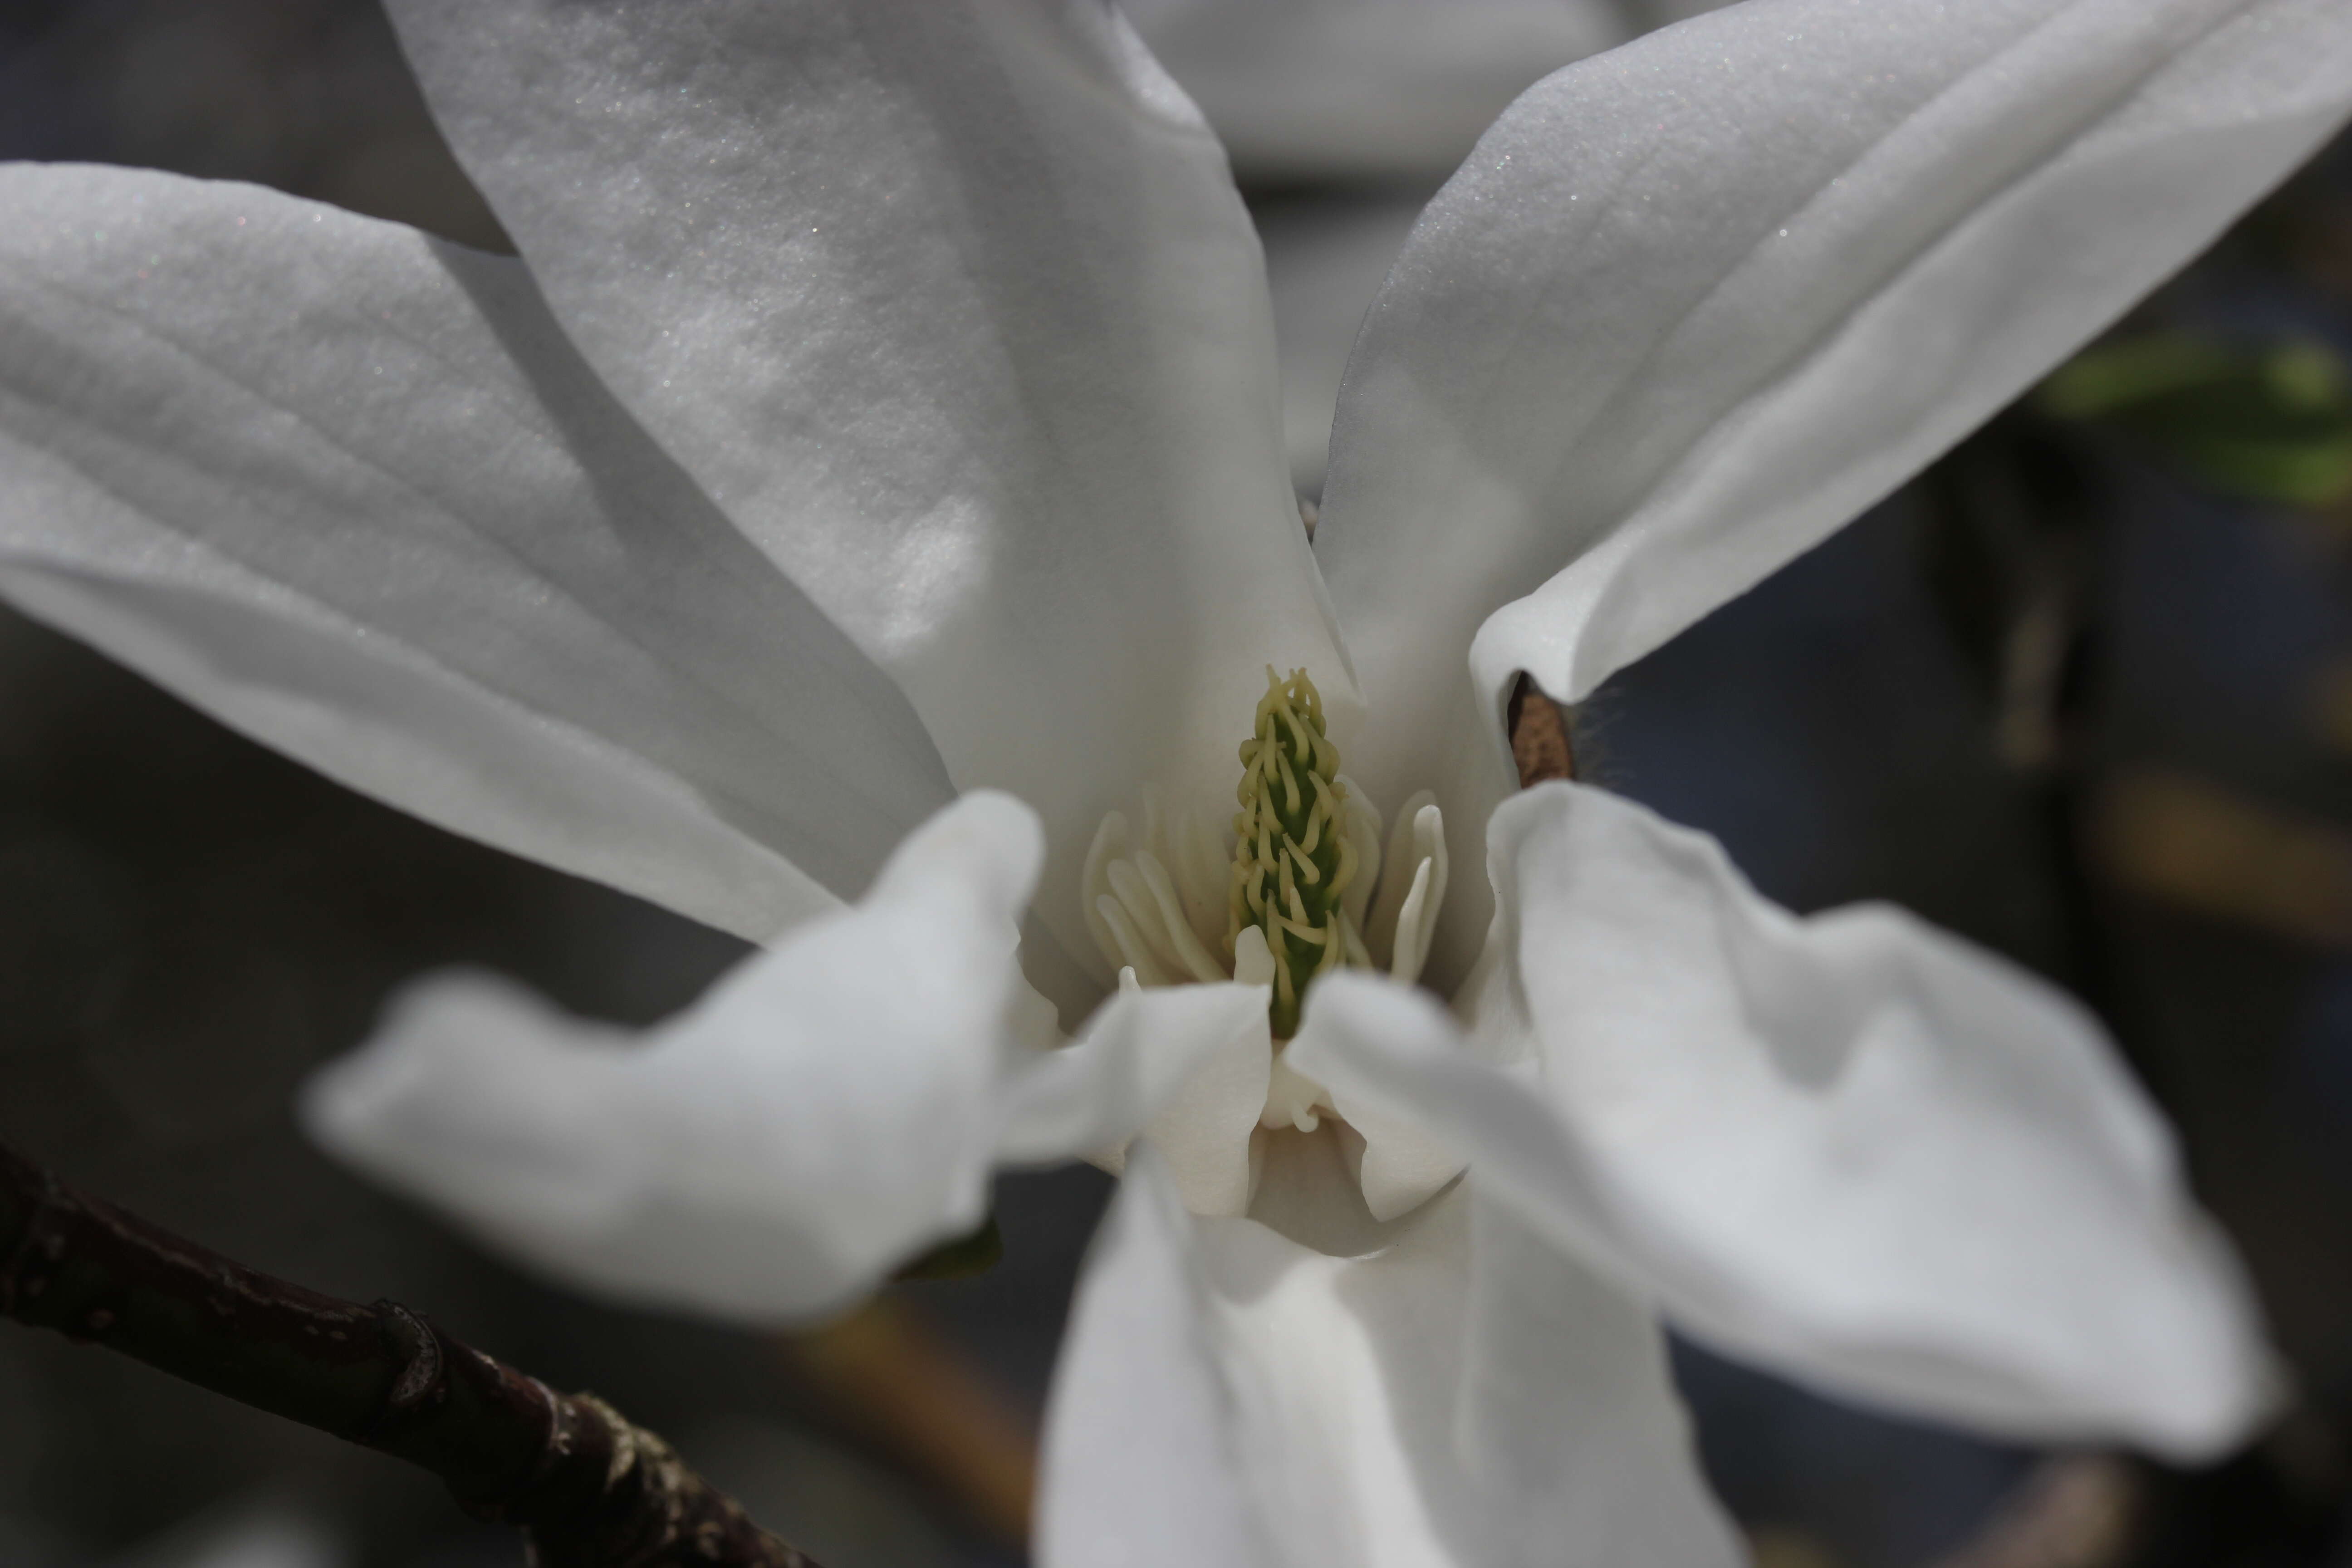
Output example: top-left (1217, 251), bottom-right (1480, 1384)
top-left (1227, 667), bottom-right (1369, 1036)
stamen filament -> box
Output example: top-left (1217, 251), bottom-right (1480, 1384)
top-left (1097, 894), bottom-right (1172, 987)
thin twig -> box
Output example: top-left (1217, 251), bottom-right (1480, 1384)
top-left (0, 1140), bottom-right (820, 1568)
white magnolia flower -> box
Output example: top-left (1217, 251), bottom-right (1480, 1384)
top-left (2, 0), bottom-right (2348, 1561)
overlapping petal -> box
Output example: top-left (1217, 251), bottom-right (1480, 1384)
top-left (1039, 1148), bottom-right (1740, 1568)
top-left (1000, 976), bottom-right (1273, 1216)
top-left (1258, 199), bottom-right (1429, 494)
top-left (1289, 987), bottom-right (1465, 1223)
top-left (0, 163), bottom-right (954, 942)
top-left (304, 792), bottom-right (1044, 1319)
top-left (307, 792), bottom-right (1258, 1321)
top-left (1319, 0), bottom-right (2352, 946)
top-left (384, 0), bottom-right (1353, 994)
top-left (1293, 787), bottom-right (2277, 1460)
top-left (1124, 0), bottom-right (1636, 181)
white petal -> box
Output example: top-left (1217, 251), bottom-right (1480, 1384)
top-left (1288, 979), bottom-right (1465, 1223)
top-left (386, 0), bottom-right (1354, 992)
top-left (0, 163), bottom-right (954, 943)
top-left (1259, 200), bottom-right (1429, 495)
top-left (1248, 1118), bottom-right (1413, 1259)
top-left (302, 792), bottom-right (1044, 1322)
top-left (1127, 0), bottom-right (1637, 181)
top-left (1322, 0), bottom-right (2352, 817)
top-left (1451, 1194), bottom-right (1741, 1567)
top-left (1038, 1149), bottom-right (1278, 1568)
top-left (1040, 1150), bottom-right (1740, 1568)
top-left (999, 979), bottom-right (1273, 1218)
top-left (1298, 784), bottom-right (2278, 1460)
top-left (1147, 1020), bottom-right (1279, 1218)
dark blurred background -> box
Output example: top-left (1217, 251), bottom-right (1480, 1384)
top-left (1, 3), bottom-right (2349, 1566)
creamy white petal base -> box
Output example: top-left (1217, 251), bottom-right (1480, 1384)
top-left (1040, 1148), bottom-right (1740, 1568)
top-left (1291, 785), bottom-right (2278, 1460)
top-left (1002, 973), bottom-right (1274, 1217)
top-left (1286, 985), bottom-right (1464, 1224)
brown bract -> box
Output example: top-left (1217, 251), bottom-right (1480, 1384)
top-left (1509, 676), bottom-right (1577, 788)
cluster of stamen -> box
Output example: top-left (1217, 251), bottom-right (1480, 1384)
top-left (1082, 665), bottom-right (1449, 1084)
top-left (1226, 669), bottom-right (1368, 1036)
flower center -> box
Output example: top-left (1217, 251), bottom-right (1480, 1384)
top-left (1227, 668), bottom-right (1366, 1036)
top-left (1082, 666), bottom-right (1450, 1071)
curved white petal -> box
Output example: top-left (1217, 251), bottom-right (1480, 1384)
top-left (385, 0), bottom-right (1353, 993)
top-left (1289, 981), bottom-right (1464, 1222)
top-left (1320, 0), bottom-right (2352, 855)
top-left (1000, 978), bottom-right (1273, 1217)
top-left (1039, 1150), bottom-right (1279, 1568)
top-left (0, 162), bottom-right (955, 942)
top-left (303, 792), bottom-right (1045, 1323)
top-left (1295, 786), bottom-right (2278, 1460)
top-left (1127, 0), bottom-right (1636, 181)
top-left (1040, 1149), bottom-right (1739, 1568)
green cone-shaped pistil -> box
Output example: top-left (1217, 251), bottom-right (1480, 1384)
top-left (1228, 667), bottom-right (1363, 1037)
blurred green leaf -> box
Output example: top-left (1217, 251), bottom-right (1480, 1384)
top-left (2037, 331), bottom-right (2352, 507)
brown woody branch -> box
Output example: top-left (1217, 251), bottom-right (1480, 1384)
top-left (0, 1141), bottom-right (820, 1568)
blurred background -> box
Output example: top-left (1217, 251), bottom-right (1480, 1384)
top-left (0, 1), bottom-right (2349, 1565)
